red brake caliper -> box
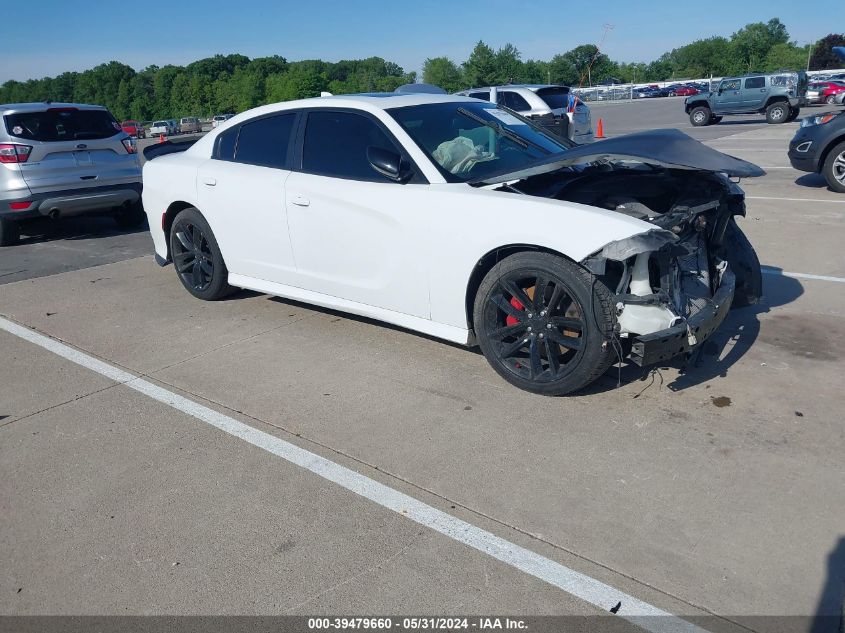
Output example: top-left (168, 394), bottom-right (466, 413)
top-left (505, 297), bottom-right (524, 326)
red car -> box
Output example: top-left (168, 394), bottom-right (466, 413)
top-left (808, 82), bottom-right (845, 105)
top-left (674, 86), bottom-right (699, 97)
top-left (121, 120), bottom-right (146, 139)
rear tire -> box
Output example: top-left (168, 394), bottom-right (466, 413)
top-left (114, 202), bottom-right (147, 229)
top-left (822, 141), bottom-right (845, 193)
top-left (689, 106), bottom-right (711, 126)
top-left (826, 95), bottom-right (836, 105)
top-left (765, 101), bottom-right (788, 124)
top-left (169, 207), bottom-right (234, 300)
top-left (473, 252), bottom-right (616, 396)
top-left (0, 217), bottom-right (20, 246)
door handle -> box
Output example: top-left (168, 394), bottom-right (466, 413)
top-left (291, 194), bottom-right (310, 207)
top-left (202, 177), bottom-right (216, 186)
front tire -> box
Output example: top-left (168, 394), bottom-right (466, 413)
top-left (0, 217), bottom-right (20, 246)
top-left (689, 106), bottom-right (711, 126)
top-left (765, 102), bottom-right (788, 124)
top-left (786, 107), bottom-right (800, 122)
top-left (710, 115), bottom-right (723, 124)
top-left (169, 207), bottom-right (234, 300)
top-left (473, 252), bottom-right (616, 396)
top-left (822, 141), bottom-right (845, 193)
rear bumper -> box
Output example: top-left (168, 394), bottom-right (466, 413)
top-left (629, 268), bottom-right (736, 366)
top-left (0, 182), bottom-right (142, 220)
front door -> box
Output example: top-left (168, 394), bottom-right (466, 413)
top-left (285, 109), bottom-right (430, 318)
top-left (713, 78), bottom-right (742, 113)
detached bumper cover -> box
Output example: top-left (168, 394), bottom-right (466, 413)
top-left (629, 268), bottom-right (736, 366)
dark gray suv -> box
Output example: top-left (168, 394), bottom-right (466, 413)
top-left (0, 102), bottom-right (144, 246)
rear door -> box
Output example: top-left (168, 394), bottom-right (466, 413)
top-left (741, 76), bottom-right (767, 110)
top-left (196, 111), bottom-right (299, 283)
top-left (5, 107), bottom-right (138, 194)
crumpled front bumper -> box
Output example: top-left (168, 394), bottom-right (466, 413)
top-left (629, 267), bottom-right (736, 366)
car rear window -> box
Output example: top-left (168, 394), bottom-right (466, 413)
top-left (5, 109), bottom-right (120, 142)
top-left (534, 87), bottom-right (572, 110)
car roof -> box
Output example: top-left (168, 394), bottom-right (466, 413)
top-left (0, 102), bottom-right (108, 115)
top-left (459, 84), bottom-right (569, 92)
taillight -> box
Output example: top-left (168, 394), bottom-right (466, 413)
top-left (121, 138), bottom-right (136, 154)
top-left (9, 201), bottom-right (32, 210)
top-left (0, 143), bottom-right (32, 164)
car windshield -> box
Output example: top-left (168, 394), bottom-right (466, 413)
top-left (388, 101), bottom-right (571, 183)
top-left (534, 87), bottom-right (573, 110)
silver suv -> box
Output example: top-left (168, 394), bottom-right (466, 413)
top-left (455, 85), bottom-right (594, 144)
top-left (0, 102), bottom-right (143, 245)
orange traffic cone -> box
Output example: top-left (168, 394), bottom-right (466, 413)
top-left (595, 118), bottom-right (605, 139)
top-left (159, 133), bottom-right (165, 143)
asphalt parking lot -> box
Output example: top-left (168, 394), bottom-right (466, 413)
top-left (2, 99), bottom-right (844, 632)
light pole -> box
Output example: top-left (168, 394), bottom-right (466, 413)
top-left (806, 43), bottom-right (813, 71)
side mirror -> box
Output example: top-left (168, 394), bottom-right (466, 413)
top-left (367, 146), bottom-right (410, 183)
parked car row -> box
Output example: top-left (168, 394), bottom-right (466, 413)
top-left (806, 81), bottom-right (845, 105)
top-left (120, 117), bottom-right (207, 138)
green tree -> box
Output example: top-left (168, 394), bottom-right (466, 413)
top-left (729, 18), bottom-right (790, 72)
top-left (764, 43), bottom-right (809, 72)
top-left (462, 41), bottom-right (499, 87)
top-left (422, 57), bottom-right (464, 92)
top-left (495, 43), bottom-right (522, 83)
top-left (265, 66), bottom-right (325, 102)
top-left (809, 34), bottom-right (845, 70)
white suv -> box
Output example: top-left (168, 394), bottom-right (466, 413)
top-left (455, 85), bottom-right (593, 144)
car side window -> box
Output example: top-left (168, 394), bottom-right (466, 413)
top-left (745, 77), bottom-right (765, 89)
top-left (498, 91), bottom-right (532, 112)
top-left (720, 79), bottom-right (740, 91)
top-left (215, 126), bottom-right (238, 161)
top-left (233, 113), bottom-right (296, 169)
top-left (301, 111), bottom-right (401, 182)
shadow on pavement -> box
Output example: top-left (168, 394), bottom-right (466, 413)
top-left (585, 269), bottom-right (804, 396)
top-left (810, 536), bottom-right (845, 633)
top-left (795, 173), bottom-right (831, 189)
top-left (17, 215), bottom-right (148, 245)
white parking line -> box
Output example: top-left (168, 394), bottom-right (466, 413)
top-left (761, 267), bottom-right (845, 284)
top-left (0, 315), bottom-right (708, 633)
top-left (746, 196), bottom-right (845, 204)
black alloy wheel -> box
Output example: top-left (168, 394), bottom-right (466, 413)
top-left (474, 252), bottom-right (616, 395)
top-left (169, 207), bottom-right (233, 300)
top-left (173, 221), bottom-right (213, 291)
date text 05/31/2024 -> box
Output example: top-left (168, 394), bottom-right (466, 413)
top-left (307, 617), bottom-right (528, 630)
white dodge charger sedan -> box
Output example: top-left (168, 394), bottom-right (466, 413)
top-left (142, 93), bottom-right (763, 395)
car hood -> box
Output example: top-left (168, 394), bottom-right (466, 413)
top-left (470, 129), bottom-right (765, 185)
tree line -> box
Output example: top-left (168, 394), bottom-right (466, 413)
top-left (425, 21), bottom-right (844, 92)
top-left (1, 18), bottom-right (842, 122)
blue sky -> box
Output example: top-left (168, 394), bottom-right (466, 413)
top-left (3, 0), bottom-right (841, 83)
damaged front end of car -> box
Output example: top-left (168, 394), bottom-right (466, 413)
top-left (483, 129), bottom-right (764, 366)
top-left (574, 170), bottom-right (761, 366)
